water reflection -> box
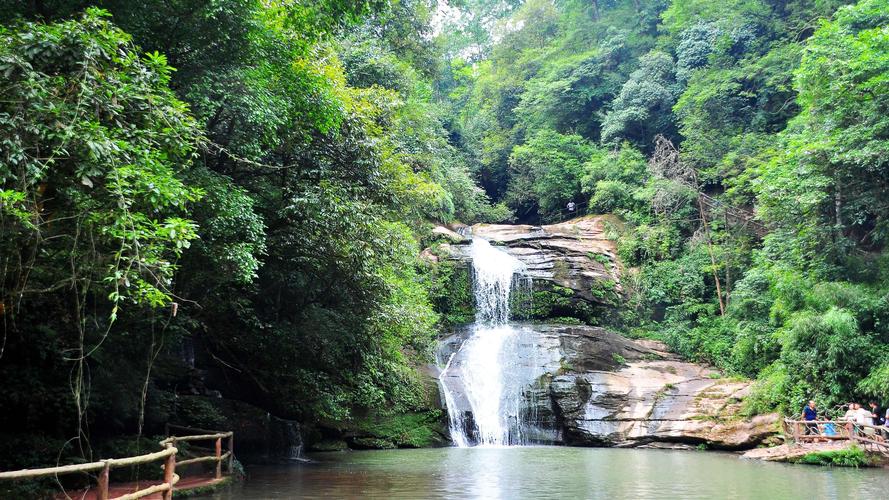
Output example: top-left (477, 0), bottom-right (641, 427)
top-left (203, 447), bottom-right (889, 499)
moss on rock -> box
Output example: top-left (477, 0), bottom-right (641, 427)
top-left (524, 284), bottom-right (607, 325)
top-left (425, 260), bottom-right (474, 326)
top-left (349, 410), bottom-right (449, 449)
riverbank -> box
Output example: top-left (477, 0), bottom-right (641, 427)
top-left (743, 442), bottom-right (888, 467)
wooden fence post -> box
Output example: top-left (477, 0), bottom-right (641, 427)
top-left (163, 444), bottom-right (176, 500)
top-left (228, 434), bottom-right (234, 475)
top-left (215, 438), bottom-right (222, 479)
top-left (97, 461), bottom-right (110, 500)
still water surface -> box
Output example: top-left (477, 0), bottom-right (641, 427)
top-left (201, 446), bottom-right (889, 499)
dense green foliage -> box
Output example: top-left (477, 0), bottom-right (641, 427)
top-left (0, 0), bottom-right (492, 472)
top-left (795, 444), bottom-right (870, 467)
top-left (440, 0), bottom-right (889, 416)
top-left (1, 0), bottom-right (888, 479)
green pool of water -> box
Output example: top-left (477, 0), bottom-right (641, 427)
top-left (201, 446), bottom-right (889, 499)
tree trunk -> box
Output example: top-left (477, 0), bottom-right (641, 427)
top-left (835, 183), bottom-right (843, 227)
top-left (698, 195), bottom-right (725, 316)
top-left (724, 212), bottom-right (731, 307)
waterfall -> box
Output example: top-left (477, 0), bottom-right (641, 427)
top-left (284, 420), bottom-right (307, 462)
top-left (469, 237), bottom-right (525, 325)
top-left (438, 236), bottom-right (539, 447)
top-left (266, 414), bottom-right (309, 462)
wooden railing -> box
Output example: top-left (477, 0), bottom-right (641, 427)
top-left (783, 419), bottom-right (889, 456)
top-left (0, 426), bottom-right (234, 499)
top-left (0, 443), bottom-right (179, 500)
top-left (161, 424), bottom-right (234, 480)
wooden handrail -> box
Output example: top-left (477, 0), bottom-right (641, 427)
top-left (114, 473), bottom-right (180, 500)
top-left (0, 426), bottom-right (236, 498)
top-left (783, 418), bottom-right (889, 456)
top-left (166, 423), bottom-right (220, 434)
top-left (160, 432), bottom-right (232, 446)
top-left (0, 447), bottom-right (177, 480)
top-left (161, 428), bottom-right (234, 480)
top-left (175, 451), bottom-right (231, 468)
top-left (784, 418), bottom-right (887, 431)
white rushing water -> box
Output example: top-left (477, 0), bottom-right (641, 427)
top-left (469, 237), bottom-right (524, 325)
top-left (438, 236), bottom-right (538, 446)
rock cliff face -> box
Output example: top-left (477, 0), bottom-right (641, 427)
top-left (437, 323), bottom-right (777, 449)
top-left (432, 218), bottom-right (777, 449)
top-left (435, 216), bottom-right (623, 308)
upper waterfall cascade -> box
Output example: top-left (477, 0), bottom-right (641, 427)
top-left (468, 237), bottom-right (525, 325)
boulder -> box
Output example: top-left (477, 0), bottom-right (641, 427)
top-left (431, 225), bottom-right (470, 244)
top-left (553, 363), bottom-right (779, 449)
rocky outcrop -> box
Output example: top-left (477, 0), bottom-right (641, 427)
top-left (431, 219), bottom-right (777, 449)
top-left (742, 442), bottom-right (846, 462)
top-left (433, 216), bottom-right (623, 306)
top-left (552, 357), bottom-right (779, 449)
top-left (437, 323), bottom-right (778, 449)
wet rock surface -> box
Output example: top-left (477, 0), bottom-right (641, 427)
top-left (437, 323), bottom-right (777, 449)
top-left (433, 216), bottom-right (622, 305)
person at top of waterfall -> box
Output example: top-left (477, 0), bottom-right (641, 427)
top-left (801, 400), bottom-right (819, 435)
top-left (567, 201), bottom-right (576, 212)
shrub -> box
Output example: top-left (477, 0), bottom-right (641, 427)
top-left (795, 445), bottom-right (869, 467)
top-left (742, 362), bottom-right (790, 416)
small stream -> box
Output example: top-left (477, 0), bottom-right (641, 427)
top-left (200, 447), bottom-right (889, 499)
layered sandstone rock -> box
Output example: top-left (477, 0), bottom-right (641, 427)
top-left (437, 324), bottom-right (778, 449)
top-left (433, 216), bottom-right (622, 305)
top-left (431, 218), bottom-right (777, 449)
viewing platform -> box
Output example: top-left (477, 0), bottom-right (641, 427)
top-left (743, 419), bottom-right (889, 464)
top-left (781, 418), bottom-right (889, 455)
